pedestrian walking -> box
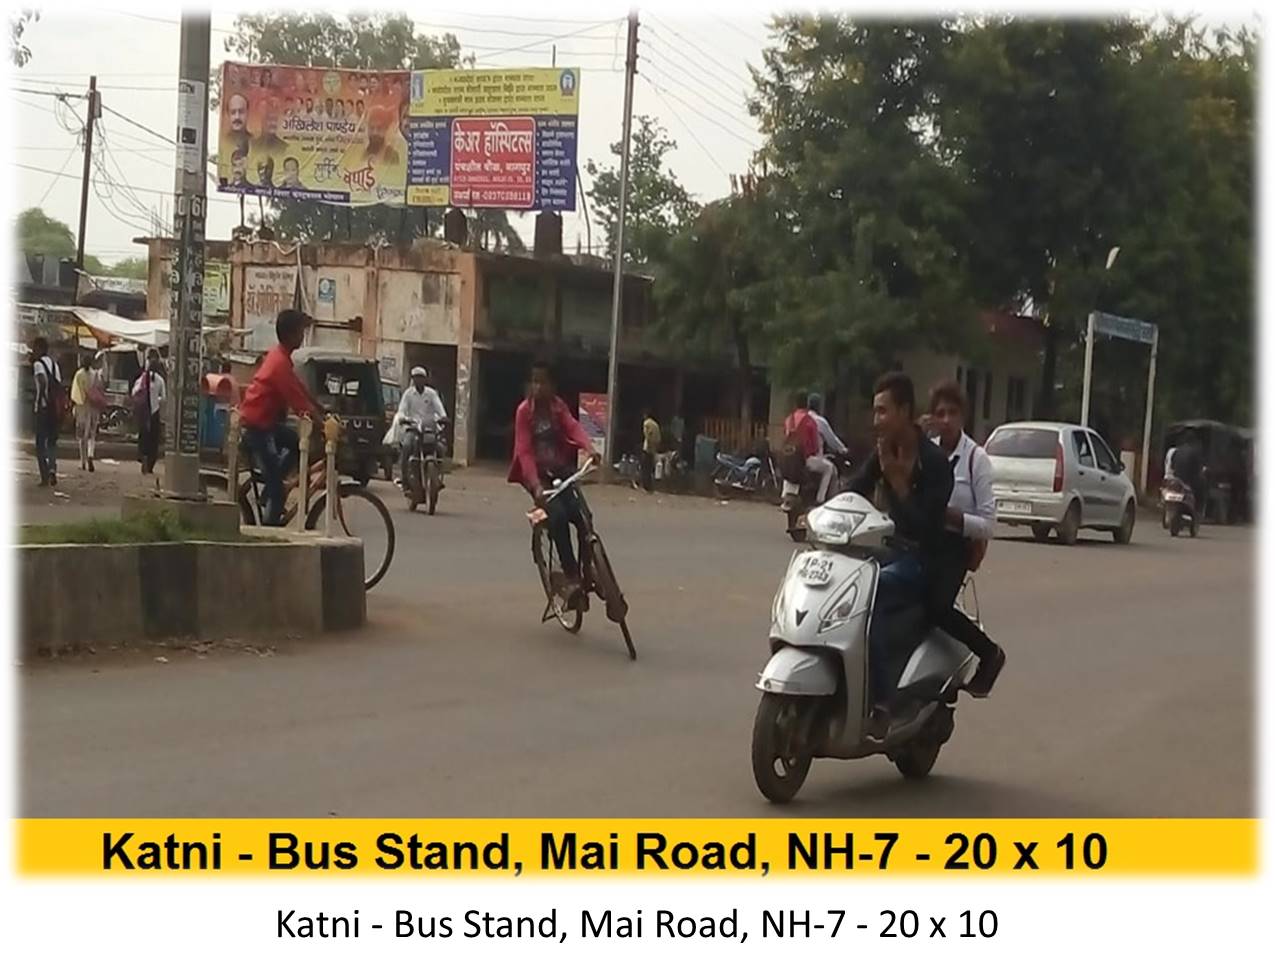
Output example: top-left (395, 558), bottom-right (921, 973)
top-left (30, 337), bottom-right (64, 487)
top-left (640, 408), bottom-right (661, 493)
top-left (132, 349), bottom-right (167, 476)
top-left (71, 352), bottom-right (107, 472)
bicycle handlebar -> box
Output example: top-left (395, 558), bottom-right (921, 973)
top-left (543, 457), bottom-right (598, 504)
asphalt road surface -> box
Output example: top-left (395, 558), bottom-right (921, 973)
top-left (20, 470), bottom-right (1254, 817)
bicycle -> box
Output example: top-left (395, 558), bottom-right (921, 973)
top-left (237, 424), bottom-right (396, 591)
top-left (527, 459), bottom-right (637, 660)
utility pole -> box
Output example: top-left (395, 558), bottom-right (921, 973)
top-left (164, 13), bottom-right (212, 500)
top-left (74, 76), bottom-right (99, 273)
top-left (604, 9), bottom-right (639, 470)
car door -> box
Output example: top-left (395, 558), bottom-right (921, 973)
top-left (1089, 432), bottom-right (1129, 524)
top-left (1069, 429), bottom-right (1101, 525)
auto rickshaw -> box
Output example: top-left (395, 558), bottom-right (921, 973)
top-left (1163, 419), bottom-right (1253, 524)
top-left (293, 348), bottom-right (388, 485)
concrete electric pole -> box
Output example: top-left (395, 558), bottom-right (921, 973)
top-left (74, 76), bottom-right (99, 274)
top-left (603, 9), bottom-right (639, 470)
top-left (164, 13), bottom-right (212, 499)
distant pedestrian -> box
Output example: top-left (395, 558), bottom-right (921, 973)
top-left (132, 348), bottom-right (167, 476)
top-left (71, 352), bottom-right (107, 472)
top-left (31, 337), bottom-right (64, 487)
top-left (640, 408), bottom-right (661, 493)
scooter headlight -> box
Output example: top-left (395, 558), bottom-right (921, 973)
top-left (806, 505), bottom-right (864, 546)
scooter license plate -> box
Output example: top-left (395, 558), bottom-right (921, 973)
top-left (1164, 492), bottom-right (1185, 503)
top-left (797, 554), bottom-right (835, 587)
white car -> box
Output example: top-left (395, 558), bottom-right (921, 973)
top-left (986, 421), bottom-right (1137, 545)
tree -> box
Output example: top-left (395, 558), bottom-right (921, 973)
top-left (10, 9), bottom-right (37, 67)
top-left (585, 115), bottom-right (700, 264)
top-left (222, 12), bottom-right (492, 246)
top-left (16, 207), bottom-right (75, 257)
top-left (104, 256), bottom-right (148, 280)
top-left (468, 209), bottom-right (525, 254)
top-left (747, 16), bottom-right (978, 390)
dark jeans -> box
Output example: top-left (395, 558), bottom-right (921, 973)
top-left (546, 486), bottom-right (587, 578)
top-left (869, 553), bottom-right (925, 705)
top-left (34, 410), bottom-right (58, 481)
top-left (640, 450), bottom-right (655, 492)
top-left (930, 552), bottom-right (999, 667)
top-left (243, 423), bottom-right (299, 526)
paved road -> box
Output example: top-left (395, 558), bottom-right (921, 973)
top-left (20, 470), bottom-right (1254, 817)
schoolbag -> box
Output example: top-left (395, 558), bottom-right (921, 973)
top-left (37, 357), bottom-right (67, 422)
top-left (778, 415), bottom-right (813, 483)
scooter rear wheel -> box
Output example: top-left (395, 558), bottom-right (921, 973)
top-left (752, 693), bottom-right (814, 804)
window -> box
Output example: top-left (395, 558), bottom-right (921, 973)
top-left (1072, 430), bottom-right (1095, 468)
top-left (1091, 434), bottom-right (1121, 474)
top-left (987, 427), bottom-right (1057, 459)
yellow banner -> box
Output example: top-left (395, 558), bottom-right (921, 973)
top-left (16, 819), bottom-right (1258, 878)
top-left (410, 68), bottom-right (580, 118)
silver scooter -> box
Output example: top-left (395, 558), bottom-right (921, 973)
top-left (752, 491), bottom-right (981, 803)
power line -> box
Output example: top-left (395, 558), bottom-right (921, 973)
top-left (641, 75), bottom-right (759, 149)
top-left (101, 103), bottom-right (174, 145)
top-left (429, 9), bottom-right (623, 27)
top-left (105, 9), bottom-right (237, 36)
top-left (468, 20), bottom-right (622, 58)
top-left (642, 44), bottom-right (754, 131)
top-left (712, 16), bottom-right (768, 48)
top-left (10, 86), bottom-right (86, 99)
top-left (412, 17), bottom-right (623, 39)
top-left (646, 19), bottom-right (752, 89)
top-left (645, 80), bottom-right (729, 180)
top-left (14, 161), bottom-right (240, 205)
top-left (36, 145), bottom-right (81, 207)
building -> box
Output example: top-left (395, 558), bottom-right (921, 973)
top-left (137, 237), bottom-right (751, 465)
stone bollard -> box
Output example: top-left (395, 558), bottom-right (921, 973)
top-left (323, 414), bottom-right (342, 537)
top-left (225, 407), bottom-right (241, 503)
top-left (296, 415), bottom-right (313, 533)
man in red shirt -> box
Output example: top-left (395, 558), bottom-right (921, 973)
top-left (779, 391), bottom-right (820, 510)
top-left (239, 309), bottom-right (323, 525)
top-left (508, 360), bottom-right (600, 596)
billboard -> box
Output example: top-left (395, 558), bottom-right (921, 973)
top-left (216, 62), bottom-right (410, 206)
top-left (578, 392), bottom-right (608, 458)
top-left (406, 67), bottom-right (579, 210)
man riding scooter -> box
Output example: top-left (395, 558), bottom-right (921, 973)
top-left (845, 372), bottom-right (954, 738)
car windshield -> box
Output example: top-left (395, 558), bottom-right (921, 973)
top-left (987, 428), bottom-right (1058, 459)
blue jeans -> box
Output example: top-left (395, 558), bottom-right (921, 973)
top-left (243, 424), bottom-right (299, 526)
top-left (34, 410), bottom-right (58, 482)
top-left (870, 554), bottom-right (925, 705)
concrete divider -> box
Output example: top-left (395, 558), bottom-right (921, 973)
top-left (18, 532), bottom-right (364, 655)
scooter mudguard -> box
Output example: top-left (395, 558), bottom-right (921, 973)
top-left (756, 647), bottom-right (838, 696)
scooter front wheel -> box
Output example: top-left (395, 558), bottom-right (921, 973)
top-left (752, 693), bottom-right (815, 804)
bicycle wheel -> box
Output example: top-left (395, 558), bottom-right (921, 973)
top-left (531, 523), bottom-right (583, 634)
top-left (306, 483), bottom-right (396, 590)
top-left (587, 533), bottom-right (635, 659)
top-left (236, 478), bottom-right (261, 526)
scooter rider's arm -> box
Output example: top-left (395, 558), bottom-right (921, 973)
top-left (962, 446), bottom-right (998, 541)
top-left (815, 413), bottom-right (848, 456)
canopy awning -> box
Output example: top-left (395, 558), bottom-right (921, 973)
top-left (71, 307), bottom-right (170, 347)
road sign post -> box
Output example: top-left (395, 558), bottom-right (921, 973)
top-left (1083, 311), bottom-right (1160, 498)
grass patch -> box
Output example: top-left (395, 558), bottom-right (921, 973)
top-left (19, 510), bottom-right (255, 546)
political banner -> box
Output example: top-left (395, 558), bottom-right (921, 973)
top-left (406, 67), bottom-right (580, 210)
top-left (243, 266), bottom-right (298, 352)
top-left (203, 261), bottom-right (231, 320)
top-left (578, 392), bottom-right (608, 458)
top-left (217, 62), bottom-right (410, 207)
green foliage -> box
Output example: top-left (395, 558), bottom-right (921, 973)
top-left (19, 510), bottom-right (252, 546)
top-left (10, 9), bottom-right (37, 67)
top-left (585, 115), bottom-right (700, 264)
top-left (17, 207), bottom-right (75, 258)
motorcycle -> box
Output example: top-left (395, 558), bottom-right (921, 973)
top-left (401, 417), bottom-right (446, 515)
top-left (714, 446), bottom-right (779, 497)
top-left (752, 491), bottom-right (980, 804)
top-left (780, 453), bottom-right (852, 541)
top-left (1160, 475), bottom-right (1199, 538)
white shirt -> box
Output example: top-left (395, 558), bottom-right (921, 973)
top-left (935, 431), bottom-right (997, 541)
top-left (810, 410), bottom-right (847, 457)
top-left (132, 369), bottom-right (166, 416)
top-left (395, 384), bottom-right (447, 434)
top-left (32, 356), bottom-right (61, 412)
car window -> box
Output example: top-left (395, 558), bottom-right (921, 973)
top-left (1071, 430), bottom-right (1095, 468)
top-left (1091, 434), bottom-right (1121, 474)
top-left (987, 428), bottom-right (1057, 459)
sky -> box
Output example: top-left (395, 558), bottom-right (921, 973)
top-left (7, 3), bottom-right (1258, 268)
top-left (7, 3), bottom-right (772, 266)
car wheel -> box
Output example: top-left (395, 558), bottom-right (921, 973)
top-left (1114, 502), bottom-right (1135, 545)
top-left (1056, 502), bottom-right (1081, 546)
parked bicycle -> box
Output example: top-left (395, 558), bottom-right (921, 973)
top-left (527, 458), bottom-right (637, 659)
top-left (237, 421), bottom-right (396, 590)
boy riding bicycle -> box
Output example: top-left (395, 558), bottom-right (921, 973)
top-left (508, 360), bottom-right (601, 605)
